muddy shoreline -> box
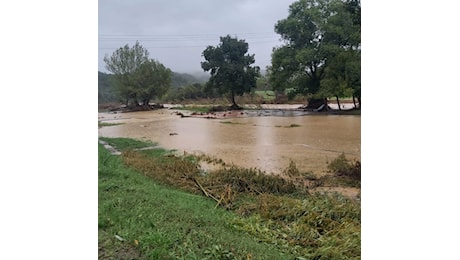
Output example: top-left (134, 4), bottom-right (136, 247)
top-left (98, 106), bottom-right (360, 176)
top-left (101, 103), bottom-right (360, 118)
top-left (175, 108), bottom-right (360, 119)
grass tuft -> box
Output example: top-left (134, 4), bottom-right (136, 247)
top-left (99, 137), bottom-right (157, 151)
top-left (320, 153), bottom-right (361, 187)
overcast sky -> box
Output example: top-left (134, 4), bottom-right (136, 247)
top-left (98, 0), bottom-right (296, 74)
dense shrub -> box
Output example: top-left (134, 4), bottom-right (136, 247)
top-left (327, 153), bottom-right (361, 181)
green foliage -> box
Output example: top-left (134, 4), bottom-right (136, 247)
top-left (323, 153), bottom-right (361, 187)
top-left (98, 121), bottom-right (123, 128)
top-left (201, 35), bottom-right (260, 108)
top-left (283, 160), bottom-right (302, 177)
top-left (121, 149), bottom-right (302, 203)
top-left (98, 71), bottom-right (118, 103)
top-left (162, 72), bottom-right (217, 102)
top-left (99, 137), bottom-right (156, 151)
top-left (254, 90), bottom-right (275, 101)
top-left (327, 153), bottom-right (360, 179)
top-left (206, 166), bottom-right (299, 197)
top-left (270, 0), bottom-right (331, 96)
top-left (135, 59), bottom-right (171, 105)
top-left (319, 0), bottom-right (361, 101)
top-left (103, 41), bottom-right (171, 106)
top-left (203, 244), bottom-right (235, 259)
top-left (255, 74), bottom-right (271, 91)
top-left (163, 83), bottom-right (217, 101)
top-left (232, 193), bottom-right (361, 258)
top-left (270, 0), bottom-right (361, 104)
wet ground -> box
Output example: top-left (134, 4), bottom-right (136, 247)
top-left (98, 106), bottom-right (360, 176)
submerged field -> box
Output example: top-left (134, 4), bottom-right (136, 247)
top-left (99, 137), bottom-right (360, 259)
top-left (98, 107), bottom-right (360, 176)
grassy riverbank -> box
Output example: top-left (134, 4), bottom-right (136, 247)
top-left (99, 138), bottom-right (360, 259)
top-left (99, 143), bottom-right (296, 259)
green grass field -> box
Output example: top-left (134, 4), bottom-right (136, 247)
top-left (99, 143), bottom-right (296, 259)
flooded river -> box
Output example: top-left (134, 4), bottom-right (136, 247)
top-left (98, 108), bottom-right (360, 175)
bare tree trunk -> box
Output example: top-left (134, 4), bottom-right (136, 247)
top-left (352, 94), bottom-right (357, 109)
top-left (336, 96), bottom-right (341, 111)
top-left (230, 90), bottom-right (240, 109)
top-left (133, 93), bottom-right (140, 106)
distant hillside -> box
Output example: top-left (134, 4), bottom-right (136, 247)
top-left (190, 71), bottom-right (211, 83)
top-left (98, 71), bottom-right (210, 104)
top-left (171, 72), bottom-right (209, 88)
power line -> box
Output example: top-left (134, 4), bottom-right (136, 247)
top-left (98, 32), bottom-right (281, 50)
top-left (98, 41), bottom-right (280, 50)
top-left (98, 32), bottom-right (277, 42)
top-left (98, 32), bottom-right (275, 37)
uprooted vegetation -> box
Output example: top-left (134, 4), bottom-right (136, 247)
top-left (100, 137), bottom-right (361, 258)
top-left (122, 150), bottom-right (304, 209)
top-left (324, 153), bottom-right (361, 187)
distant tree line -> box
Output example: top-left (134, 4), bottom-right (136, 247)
top-left (98, 69), bottom-right (210, 104)
top-left (103, 41), bottom-right (171, 107)
top-left (98, 71), bottom-right (118, 103)
top-left (99, 0), bottom-right (360, 110)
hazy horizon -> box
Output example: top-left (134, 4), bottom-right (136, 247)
top-left (98, 0), bottom-right (295, 74)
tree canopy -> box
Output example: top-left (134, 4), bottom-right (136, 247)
top-left (98, 71), bottom-right (118, 103)
top-left (201, 35), bottom-right (260, 109)
top-left (103, 41), bottom-right (171, 107)
top-left (269, 0), bottom-right (360, 108)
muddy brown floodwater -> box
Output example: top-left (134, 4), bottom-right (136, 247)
top-left (98, 108), bottom-right (360, 176)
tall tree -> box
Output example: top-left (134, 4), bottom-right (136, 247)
top-left (270, 0), bottom-right (334, 105)
top-left (319, 51), bottom-right (357, 110)
top-left (270, 0), bottom-right (360, 109)
top-left (136, 59), bottom-right (171, 106)
top-left (319, 0), bottom-right (361, 109)
top-left (201, 35), bottom-right (260, 109)
top-left (103, 41), bottom-right (171, 107)
top-left (344, 0), bottom-right (361, 107)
